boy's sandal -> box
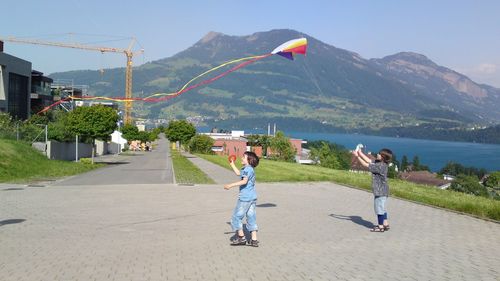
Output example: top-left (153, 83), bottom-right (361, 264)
top-left (370, 226), bottom-right (385, 232)
top-left (384, 225), bottom-right (390, 231)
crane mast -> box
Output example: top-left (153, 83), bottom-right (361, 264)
top-left (0, 36), bottom-right (143, 124)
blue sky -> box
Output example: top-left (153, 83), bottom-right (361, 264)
top-left (2, 0), bottom-right (500, 87)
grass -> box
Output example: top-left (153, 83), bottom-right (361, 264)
top-left (171, 150), bottom-right (214, 184)
top-left (197, 153), bottom-right (500, 221)
top-left (0, 139), bottom-right (103, 183)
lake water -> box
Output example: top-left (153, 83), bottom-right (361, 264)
top-left (287, 132), bottom-right (500, 172)
top-left (199, 128), bottom-right (500, 172)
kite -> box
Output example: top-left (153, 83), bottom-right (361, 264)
top-left (38, 38), bottom-right (308, 114)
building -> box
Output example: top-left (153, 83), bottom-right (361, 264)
top-left (205, 131), bottom-right (249, 156)
top-left (400, 171), bottom-right (452, 189)
top-left (202, 130), bottom-right (305, 161)
top-left (30, 70), bottom-right (54, 114)
top-left (0, 41), bottom-right (32, 119)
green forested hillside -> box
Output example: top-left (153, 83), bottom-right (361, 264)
top-left (50, 29), bottom-right (500, 135)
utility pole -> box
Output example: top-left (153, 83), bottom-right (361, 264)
top-left (75, 135), bottom-right (79, 162)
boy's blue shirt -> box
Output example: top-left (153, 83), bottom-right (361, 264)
top-left (239, 165), bottom-right (257, 201)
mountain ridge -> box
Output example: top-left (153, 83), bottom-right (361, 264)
top-left (49, 29), bottom-right (500, 131)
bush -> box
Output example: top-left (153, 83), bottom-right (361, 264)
top-left (0, 112), bottom-right (15, 139)
top-left (449, 174), bottom-right (489, 197)
top-left (79, 158), bottom-right (93, 165)
top-left (188, 134), bottom-right (214, 154)
top-left (484, 171), bottom-right (500, 189)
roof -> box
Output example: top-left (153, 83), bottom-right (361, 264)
top-left (400, 171), bottom-right (451, 187)
top-left (350, 153), bottom-right (376, 172)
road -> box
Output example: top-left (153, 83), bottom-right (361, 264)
top-left (53, 136), bottom-right (174, 186)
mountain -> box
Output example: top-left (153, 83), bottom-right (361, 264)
top-left (49, 29), bottom-right (500, 133)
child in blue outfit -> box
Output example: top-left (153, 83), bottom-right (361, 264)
top-left (353, 148), bottom-right (393, 232)
top-left (224, 151), bottom-right (260, 247)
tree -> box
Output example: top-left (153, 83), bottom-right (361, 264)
top-left (306, 140), bottom-right (351, 170)
top-left (484, 171), bottom-right (500, 189)
top-left (449, 174), bottom-right (489, 197)
top-left (412, 155), bottom-right (420, 170)
top-left (165, 120), bottom-right (196, 146)
top-left (188, 134), bottom-right (215, 154)
top-left (247, 134), bottom-right (271, 157)
top-left (309, 142), bottom-right (342, 169)
top-left (47, 111), bottom-right (73, 142)
top-left (66, 105), bottom-right (118, 163)
top-left (401, 155), bottom-right (409, 172)
top-left (268, 131), bottom-right (296, 162)
top-left (66, 105), bottom-right (118, 142)
top-left (120, 124), bottom-right (140, 141)
top-left (439, 161), bottom-right (487, 179)
top-left (411, 155), bottom-right (429, 171)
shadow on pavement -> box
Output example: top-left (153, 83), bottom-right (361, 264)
top-left (2, 188), bottom-right (25, 191)
top-left (0, 219), bottom-right (26, 226)
top-left (329, 214), bottom-right (375, 229)
top-left (256, 203), bottom-right (277, 208)
top-left (96, 162), bottom-right (130, 165)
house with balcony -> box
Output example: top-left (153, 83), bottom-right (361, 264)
top-left (0, 41), bottom-right (32, 120)
top-left (30, 70), bottom-right (54, 114)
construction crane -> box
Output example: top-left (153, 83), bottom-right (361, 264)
top-left (0, 35), bottom-right (144, 124)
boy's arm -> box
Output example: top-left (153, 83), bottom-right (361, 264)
top-left (357, 150), bottom-right (372, 164)
top-left (353, 150), bottom-right (370, 168)
top-left (224, 177), bottom-right (248, 190)
top-left (229, 161), bottom-right (241, 176)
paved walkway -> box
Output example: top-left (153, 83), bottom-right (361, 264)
top-left (1, 154), bottom-right (499, 280)
top-left (53, 136), bottom-right (174, 186)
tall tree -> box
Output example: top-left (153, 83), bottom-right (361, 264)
top-left (165, 120), bottom-right (196, 146)
top-left (401, 155), bottom-right (409, 171)
top-left (66, 105), bottom-right (119, 163)
top-left (412, 155), bottom-right (420, 171)
top-left (310, 142), bottom-right (341, 169)
top-left (66, 105), bottom-right (118, 142)
top-left (120, 124), bottom-right (140, 141)
top-left (269, 131), bottom-right (296, 162)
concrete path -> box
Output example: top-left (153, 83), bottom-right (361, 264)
top-left (1, 180), bottom-right (499, 280)
top-left (53, 136), bottom-right (174, 186)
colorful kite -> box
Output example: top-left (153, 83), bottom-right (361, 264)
top-left (38, 38), bottom-right (308, 114)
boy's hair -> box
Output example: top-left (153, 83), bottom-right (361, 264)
top-left (244, 151), bottom-right (259, 167)
top-left (379, 148), bottom-right (393, 164)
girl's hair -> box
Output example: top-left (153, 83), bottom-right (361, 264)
top-left (379, 148), bottom-right (393, 164)
top-left (244, 151), bottom-right (260, 167)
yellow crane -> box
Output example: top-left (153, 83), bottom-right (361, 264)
top-left (0, 35), bottom-right (144, 124)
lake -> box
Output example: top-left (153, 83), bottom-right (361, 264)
top-left (287, 132), bottom-right (500, 172)
top-left (199, 128), bottom-right (500, 172)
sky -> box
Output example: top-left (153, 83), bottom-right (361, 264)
top-left (2, 0), bottom-right (500, 87)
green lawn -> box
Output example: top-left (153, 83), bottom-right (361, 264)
top-left (171, 150), bottom-right (214, 184)
top-left (0, 139), bottom-right (102, 183)
top-left (197, 153), bottom-right (500, 221)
